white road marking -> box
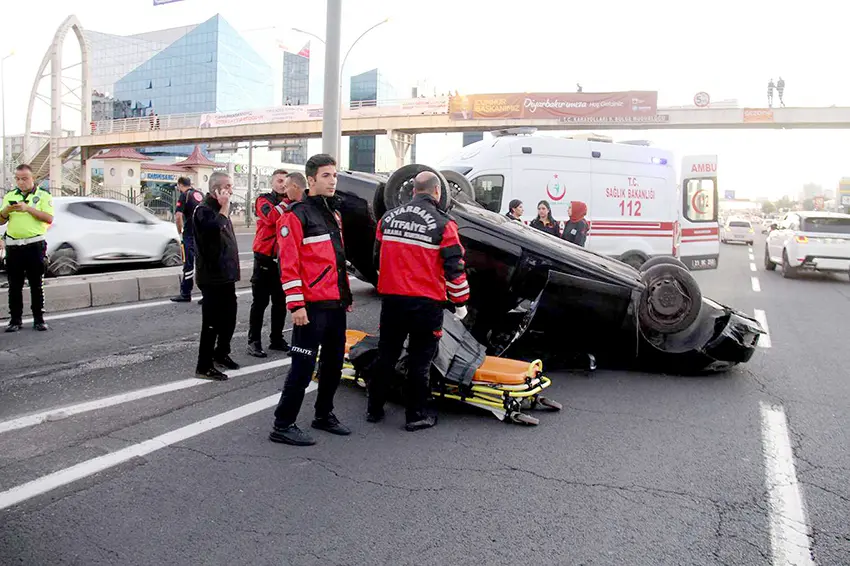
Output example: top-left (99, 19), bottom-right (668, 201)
top-left (749, 253), bottom-right (755, 261)
top-left (0, 358), bottom-right (292, 435)
top-left (751, 277), bottom-right (761, 292)
top-left (239, 252), bottom-right (253, 256)
top-left (0, 381), bottom-right (316, 511)
top-left (754, 309), bottom-right (772, 348)
top-left (20, 289), bottom-right (253, 324)
top-left (760, 402), bottom-right (815, 566)
top-left (748, 247), bottom-right (753, 253)
top-left (750, 263), bottom-right (758, 272)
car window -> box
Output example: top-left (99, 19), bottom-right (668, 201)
top-left (683, 178), bottom-right (717, 223)
top-left (92, 201), bottom-right (148, 223)
top-left (801, 217), bottom-right (850, 234)
top-left (729, 221), bottom-right (750, 228)
top-left (470, 175), bottom-right (504, 214)
top-left (67, 202), bottom-right (117, 222)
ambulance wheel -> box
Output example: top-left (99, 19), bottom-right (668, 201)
top-left (440, 170), bottom-right (475, 202)
top-left (160, 240), bottom-right (182, 267)
top-left (640, 256), bottom-right (688, 273)
top-left (509, 412), bottom-right (539, 426)
top-left (620, 253), bottom-right (647, 270)
top-left (47, 244), bottom-right (79, 277)
top-left (639, 264), bottom-right (702, 334)
top-left (384, 164), bottom-right (450, 211)
top-left (537, 396), bottom-right (562, 411)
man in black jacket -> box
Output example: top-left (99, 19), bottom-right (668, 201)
top-left (192, 171), bottom-right (241, 380)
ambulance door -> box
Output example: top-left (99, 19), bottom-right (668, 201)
top-left (679, 155), bottom-right (720, 270)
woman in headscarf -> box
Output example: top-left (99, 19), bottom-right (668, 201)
top-left (562, 201), bottom-right (589, 247)
top-left (530, 200), bottom-right (560, 237)
top-left (505, 199), bottom-right (523, 221)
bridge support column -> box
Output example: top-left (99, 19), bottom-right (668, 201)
top-left (81, 146), bottom-right (91, 195)
top-left (387, 130), bottom-right (414, 170)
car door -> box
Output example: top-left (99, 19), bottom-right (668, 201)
top-left (92, 201), bottom-right (160, 260)
top-left (64, 202), bottom-right (130, 262)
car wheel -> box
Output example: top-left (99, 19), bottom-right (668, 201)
top-left (620, 253), bottom-right (647, 270)
top-left (764, 245), bottom-right (776, 271)
top-left (638, 264), bottom-right (702, 334)
top-left (47, 244), bottom-right (80, 277)
top-left (384, 164), bottom-right (450, 211)
top-left (440, 170), bottom-right (475, 202)
top-left (640, 256), bottom-right (689, 272)
top-left (781, 250), bottom-right (797, 279)
top-left (160, 240), bottom-right (182, 267)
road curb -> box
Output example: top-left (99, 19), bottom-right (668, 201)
top-left (0, 260), bottom-right (253, 320)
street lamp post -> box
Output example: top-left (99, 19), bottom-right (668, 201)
top-left (1, 50), bottom-right (14, 192)
top-left (292, 16), bottom-right (389, 160)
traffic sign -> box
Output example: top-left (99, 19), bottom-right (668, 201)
top-left (694, 92), bottom-right (710, 108)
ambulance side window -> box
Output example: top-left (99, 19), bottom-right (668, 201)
top-left (683, 178), bottom-right (717, 223)
top-left (470, 175), bottom-right (504, 213)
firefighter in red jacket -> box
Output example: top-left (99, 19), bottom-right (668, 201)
top-left (268, 154), bottom-right (353, 447)
top-left (246, 169), bottom-right (306, 358)
top-left (368, 171), bottom-right (470, 431)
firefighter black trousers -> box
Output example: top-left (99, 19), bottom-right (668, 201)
top-left (197, 282), bottom-right (237, 371)
top-left (273, 306), bottom-right (346, 428)
top-left (6, 240), bottom-right (47, 324)
top-left (248, 256), bottom-right (286, 345)
top-left (369, 296), bottom-right (443, 421)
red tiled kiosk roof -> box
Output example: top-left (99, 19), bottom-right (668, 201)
top-left (174, 145), bottom-right (224, 168)
top-left (96, 147), bottom-right (154, 161)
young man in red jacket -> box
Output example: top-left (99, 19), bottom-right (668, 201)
top-left (246, 170), bottom-right (306, 358)
top-left (369, 171), bottom-right (470, 431)
top-left (269, 154), bottom-right (353, 446)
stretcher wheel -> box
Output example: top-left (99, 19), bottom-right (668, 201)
top-left (509, 413), bottom-right (539, 426)
top-left (537, 396), bottom-right (562, 411)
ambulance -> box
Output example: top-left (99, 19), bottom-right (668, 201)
top-left (438, 133), bottom-right (720, 270)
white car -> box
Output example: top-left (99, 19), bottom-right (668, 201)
top-left (764, 211), bottom-right (850, 278)
top-left (721, 218), bottom-right (754, 245)
top-left (1, 197), bottom-right (182, 277)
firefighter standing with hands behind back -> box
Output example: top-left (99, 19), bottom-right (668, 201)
top-left (268, 154), bottom-right (353, 447)
top-left (368, 171), bottom-right (470, 431)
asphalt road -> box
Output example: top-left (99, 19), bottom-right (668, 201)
top-left (0, 237), bottom-right (847, 565)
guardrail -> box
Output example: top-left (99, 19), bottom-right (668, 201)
top-left (89, 96), bottom-right (451, 135)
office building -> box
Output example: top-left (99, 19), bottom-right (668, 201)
top-left (279, 45), bottom-right (310, 165)
top-left (348, 68), bottom-right (403, 173)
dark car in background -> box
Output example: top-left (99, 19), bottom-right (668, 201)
top-left (334, 164), bottom-right (764, 373)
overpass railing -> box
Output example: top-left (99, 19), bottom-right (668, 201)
top-left (89, 96), bottom-right (451, 136)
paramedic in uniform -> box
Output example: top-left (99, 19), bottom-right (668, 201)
top-left (269, 154), bottom-right (352, 447)
top-left (246, 169), bottom-right (303, 358)
top-left (369, 171), bottom-right (470, 431)
top-left (171, 176), bottom-right (203, 302)
top-left (0, 164), bottom-right (53, 332)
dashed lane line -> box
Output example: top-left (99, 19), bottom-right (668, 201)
top-left (754, 309), bottom-right (771, 348)
top-left (751, 277), bottom-right (761, 292)
top-left (0, 358), bottom-right (292, 435)
top-left (0, 380), bottom-right (315, 511)
top-left (749, 253), bottom-right (755, 261)
top-left (750, 263), bottom-right (758, 272)
top-left (760, 402), bottom-right (815, 566)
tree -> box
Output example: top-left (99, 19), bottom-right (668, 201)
top-left (802, 198), bottom-right (815, 211)
top-left (762, 201), bottom-right (777, 215)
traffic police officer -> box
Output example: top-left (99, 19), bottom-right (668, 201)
top-left (369, 171), bottom-right (470, 431)
top-left (192, 171), bottom-right (241, 380)
top-left (1, 164), bottom-right (54, 332)
top-left (269, 154), bottom-right (352, 447)
top-left (171, 176), bottom-right (203, 302)
top-left (246, 169), bottom-right (305, 358)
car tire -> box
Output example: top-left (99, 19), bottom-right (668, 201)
top-left (620, 253), bottom-right (648, 270)
top-left (638, 263), bottom-right (703, 334)
top-left (440, 170), bottom-right (476, 202)
top-left (47, 244), bottom-right (80, 277)
top-left (160, 240), bottom-right (182, 267)
top-left (640, 256), bottom-right (689, 273)
top-left (781, 249), bottom-right (797, 279)
top-left (764, 246), bottom-right (776, 271)
top-left (384, 164), bottom-right (450, 211)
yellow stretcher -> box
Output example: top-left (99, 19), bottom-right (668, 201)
top-left (340, 329), bottom-right (561, 425)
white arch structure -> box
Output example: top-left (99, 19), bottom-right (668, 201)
top-left (24, 15), bottom-right (91, 191)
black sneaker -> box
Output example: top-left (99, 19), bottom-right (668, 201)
top-left (197, 298), bottom-right (204, 306)
top-left (269, 424), bottom-right (316, 446)
top-left (405, 415), bottom-right (437, 432)
top-left (311, 413), bottom-right (351, 436)
top-left (214, 355), bottom-right (240, 370)
top-left (170, 295), bottom-right (191, 303)
top-left (366, 408), bottom-right (384, 423)
top-left (4, 322), bottom-right (23, 333)
top-left (246, 341), bottom-right (267, 358)
top-left (33, 322), bottom-right (49, 332)
top-left (268, 339), bottom-right (291, 353)
top-left (195, 367), bottom-right (229, 381)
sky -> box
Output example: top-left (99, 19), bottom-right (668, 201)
top-left (2, 0), bottom-right (850, 200)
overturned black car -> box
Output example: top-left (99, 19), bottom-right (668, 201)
top-left (334, 164), bottom-right (764, 374)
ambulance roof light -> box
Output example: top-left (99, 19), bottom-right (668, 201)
top-left (651, 157), bottom-right (668, 165)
